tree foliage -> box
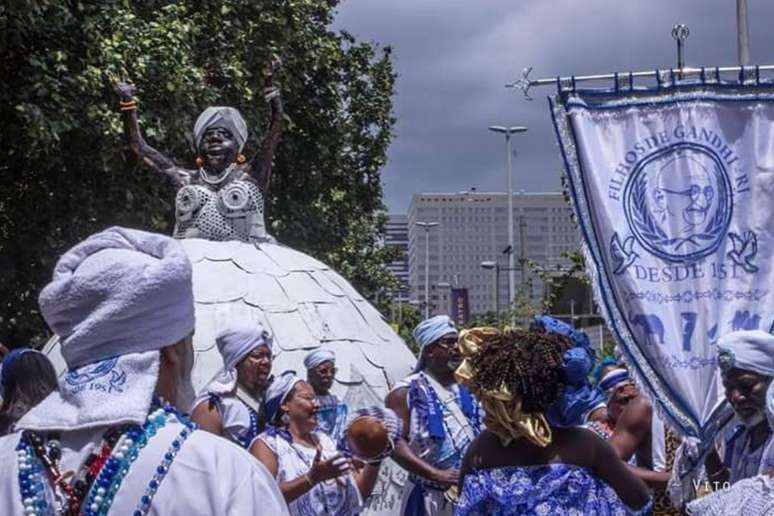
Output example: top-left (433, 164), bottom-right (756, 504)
top-left (0, 0), bottom-right (397, 345)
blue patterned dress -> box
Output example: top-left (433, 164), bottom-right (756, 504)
top-left (456, 464), bottom-right (652, 516)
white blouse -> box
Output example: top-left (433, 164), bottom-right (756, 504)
top-left (258, 430), bottom-right (363, 516)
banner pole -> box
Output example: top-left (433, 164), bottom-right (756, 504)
top-left (671, 24), bottom-right (690, 79)
top-left (737, 0), bottom-right (751, 66)
top-left (507, 64), bottom-right (774, 99)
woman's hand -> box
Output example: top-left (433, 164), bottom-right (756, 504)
top-left (308, 448), bottom-right (352, 483)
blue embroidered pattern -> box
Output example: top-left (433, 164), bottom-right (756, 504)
top-left (457, 464), bottom-right (652, 516)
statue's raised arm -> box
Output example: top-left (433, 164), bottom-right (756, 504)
top-left (115, 81), bottom-right (188, 188)
top-left (251, 63), bottom-right (284, 195)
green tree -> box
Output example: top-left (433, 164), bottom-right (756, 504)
top-left (0, 1), bottom-right (397, 345)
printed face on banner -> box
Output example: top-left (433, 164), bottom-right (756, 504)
top-left (553, 92), bottom-right (772, 438)
top-left (624, 144), bottom-right (732, 263)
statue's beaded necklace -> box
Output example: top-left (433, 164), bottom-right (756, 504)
top-left (16, 399), bottom-right (196, 516)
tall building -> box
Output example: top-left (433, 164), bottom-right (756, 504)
top-left (384, 214), bottom-right (410, 300)
top-left (407, 191), bottom-right (581, 316)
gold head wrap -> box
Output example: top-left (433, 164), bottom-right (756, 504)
top-left (454, 327), bottom-right (552, 448)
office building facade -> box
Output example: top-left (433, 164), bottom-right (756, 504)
top-left (407, 191), bottom-right (581, 316)
top-left (384, 214), bottom-right (410, 300)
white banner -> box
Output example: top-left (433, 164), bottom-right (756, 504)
top-left (551, 81), bottom-right (774, 439)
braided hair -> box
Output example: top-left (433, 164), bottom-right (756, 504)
top-left (470, 328), bottom-right (572, 414)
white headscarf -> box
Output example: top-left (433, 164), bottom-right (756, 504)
top-left (598, 368), bottom-right (633, 397)
top-left (19, 227), bottom-right (195, 432)
top-left (412, 315), bottom-right (458, 372)
top-left (200, 324), bottom-right (273, 397)
top-left (303, 349), bottom-right (335, 370)
top-left (193, 107), bottom-right (248, 152)
top-left (718, 330), bottom-right (774, 378)
top-left (264, 371), bottom-right (303, 423)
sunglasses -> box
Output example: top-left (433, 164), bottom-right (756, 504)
top-left (434, 337), bottom-right (459, 350)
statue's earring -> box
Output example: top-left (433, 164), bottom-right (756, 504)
top-left (237, 153), bottom-right (247, 164)
top-left (195, 156), bottom-right (204, 168)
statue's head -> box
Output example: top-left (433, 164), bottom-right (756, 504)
top-left (193, 107), bottom-right (248, 172)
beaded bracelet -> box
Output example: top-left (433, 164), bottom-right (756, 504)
top-left (119, 99), bottom-right (137, 111)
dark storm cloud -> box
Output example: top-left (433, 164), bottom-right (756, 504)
top-left (333, 0), bottom-right (774, 212)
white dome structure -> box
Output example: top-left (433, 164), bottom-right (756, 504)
top-left (42, 96), bottom-right (417, 513)
top-left (43, 237), bottom-right (415, 515)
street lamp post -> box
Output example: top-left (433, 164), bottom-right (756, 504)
top-left (480, 261), bottom-right (500, 316)
top-left (415, 221), bottom-right (439, 318)
top-left (488, 125), bottom-right (527, 310)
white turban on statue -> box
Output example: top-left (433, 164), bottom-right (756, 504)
top-left (194, 106), bottom-right (248, 152)
top-left (717, 330), bottom-right (774, 378)
top-left (19, 227), bottom-right (196, 432)
top-left (303, 349), bottom-right (335, 370)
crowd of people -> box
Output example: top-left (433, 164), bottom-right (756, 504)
top-left (0, 226), bottom-right (773, 515)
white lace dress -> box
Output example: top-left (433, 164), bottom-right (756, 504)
top-left (258, 430), bottom-right (363, 516)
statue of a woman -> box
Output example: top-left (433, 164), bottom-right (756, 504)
top-left (29, 67), bottom-right (419, 516)
top-left (115, 74), bottom-right (282, 243)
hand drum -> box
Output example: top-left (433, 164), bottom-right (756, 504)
top-left (346, 416), bottom-right (390, 461)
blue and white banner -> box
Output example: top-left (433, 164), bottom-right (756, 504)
top-left (551, 79), bottom-right (774, 440)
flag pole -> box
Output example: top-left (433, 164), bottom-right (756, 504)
top-left (737, 0), bottom-right (750, 66)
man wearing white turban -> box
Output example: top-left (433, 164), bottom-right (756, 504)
top-left (704, 330), bottom-right (774, 486)
top-left (386, 315), bottom-right (483, 516)
top-left (304, 349), bottom-right (348, 440)
top-left (0, 227), bottom-right (288, 516)
top-left (192, 324), bottom-right (274, 449)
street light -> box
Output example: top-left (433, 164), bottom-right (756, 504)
top-left (480, 261), bottom-right (499, 316)
top-left (488, 125), bottom-right (527, 310)
top-left (415, 221), bottom-right (439, 318)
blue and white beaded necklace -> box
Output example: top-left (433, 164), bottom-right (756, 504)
top-left (16, 399), bottom-right (196, 516)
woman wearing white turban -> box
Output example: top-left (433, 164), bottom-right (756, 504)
top-left (192, 324), bottom-right (274, 449)
top-left (253, 371), bottom-right (381, 516)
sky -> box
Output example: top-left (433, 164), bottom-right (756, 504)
top-left (332, 0), bottom-right (774, 214)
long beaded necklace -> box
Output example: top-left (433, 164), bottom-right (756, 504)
top-left (16, 399), bottom-right (195, 516)
top-left (236, 406), bottom-right (259, 450)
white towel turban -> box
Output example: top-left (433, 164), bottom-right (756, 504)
top-left (303, 349), bottom-right (336, 370)
top-left (38, 226), bottom-right (195, 370)
top-left (194, 106), bottom-right (248, 152)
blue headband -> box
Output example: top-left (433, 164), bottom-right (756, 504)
top-left (0, 348), bottom-right (41, 400)
top-left (598, 368), bottom-right (631, 394)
